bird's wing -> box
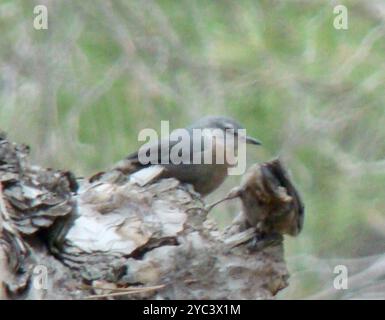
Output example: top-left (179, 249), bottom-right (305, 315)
top-left (125, 137), bottom-right (180, 162)
top-left (125, 131), bottom-right (207, 165)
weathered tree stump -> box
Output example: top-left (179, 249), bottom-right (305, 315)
top-left (0, 132), bottom-right (303, 299)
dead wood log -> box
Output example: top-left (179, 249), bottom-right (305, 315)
top-left (0, 132), bottom-right (303, 299)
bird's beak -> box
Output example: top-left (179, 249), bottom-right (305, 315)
top-left (245, 136), bottom-right (262, 146)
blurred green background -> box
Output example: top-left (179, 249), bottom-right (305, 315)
top-left (1, 0), bottom-right (385, 299)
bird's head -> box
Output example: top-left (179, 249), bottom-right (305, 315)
top-left (188, 115), bottom-right (262, 146)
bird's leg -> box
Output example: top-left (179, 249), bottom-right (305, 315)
top-left (185, 187), bottom-right (241, 214)
top-left (247, 232), bottom-right (283, 252)
top-left (205, 187), bottom-right (242, 212)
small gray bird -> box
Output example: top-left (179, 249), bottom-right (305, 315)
top-left (105, 116), bottom-right (261, 196)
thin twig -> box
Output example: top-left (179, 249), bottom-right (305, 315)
top-left (84, 284), bottom-right (166, 299)
top-left (79, 283), bottom-right (162, 292)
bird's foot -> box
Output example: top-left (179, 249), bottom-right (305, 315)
top-left (185, 205), bottom-right (208, 214)
top-left (247, 232), bottom-right (283, 252)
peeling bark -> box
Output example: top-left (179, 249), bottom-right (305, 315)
top-left (0, 132), bottom-right (303, 300)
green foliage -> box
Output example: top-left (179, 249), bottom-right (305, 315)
top-left (1, 0), bottom-right (384, 298)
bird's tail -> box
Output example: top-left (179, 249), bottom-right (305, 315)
top-left (89, 154), bottom-right (145, 183)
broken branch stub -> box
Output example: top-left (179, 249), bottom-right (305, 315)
top-left (0, 132), bottom-right (303, 299)
top-left (236, 159), bottom-right (304, 236)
